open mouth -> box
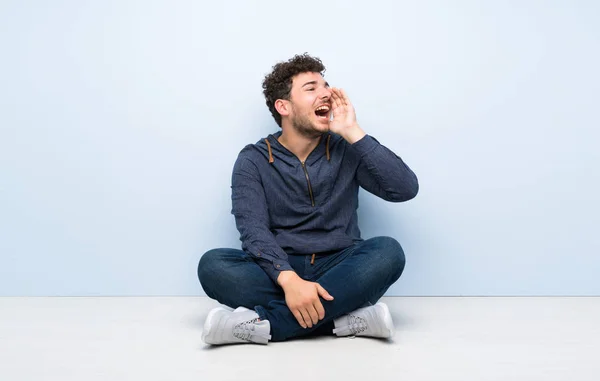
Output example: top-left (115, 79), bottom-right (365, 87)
top-left (314, 104), bottom-right (331, 121)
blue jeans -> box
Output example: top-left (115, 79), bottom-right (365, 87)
top-left (197, 236), bottom-right (405, 342)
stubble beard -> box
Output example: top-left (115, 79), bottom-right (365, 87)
top-left (290, 106), bottom-right (328, 139)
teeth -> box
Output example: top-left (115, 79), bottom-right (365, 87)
top-left (316, 105), bottom-right (330, 112)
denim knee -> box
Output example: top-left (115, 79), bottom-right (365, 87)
top-left (197, 249), bottom-right (223, 297)
top-left (370, 236), bottom-right (406, 282)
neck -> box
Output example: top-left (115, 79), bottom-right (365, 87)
top-left (277, 125), bottom-right (323, 163)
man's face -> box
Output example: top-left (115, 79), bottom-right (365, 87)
top-left (287, 72), bottom-right (332, 137)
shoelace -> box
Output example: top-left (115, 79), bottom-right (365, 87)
top-left (233, 318), bottom-right (259, 341)
top-left (347, 314), bottom-right (368, 335)
top-left (348, 315), bottom-right (367, 335)
top-left (332, 314), bottom-right (369, 336)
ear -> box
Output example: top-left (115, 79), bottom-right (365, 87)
top-left (275, 99), bottom-right (291, 118)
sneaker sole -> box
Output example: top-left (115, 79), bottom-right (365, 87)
top-left (376, 302), bottom-right (395, 338)
top-left (202, 307), bottom-right (228, 344)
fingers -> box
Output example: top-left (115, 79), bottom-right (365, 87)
top-left (330, 88), bottom-right (342, 111)
top-left (291, 303), bottom-right (327, 329)
top-left (307, 305), bottom-right (319, 326)
top-left (315, 284), bottom-right (332, 321)
top-left (287, 282), bottom-right (335, 329)
top-left (301, 309), bottom-right (315, 328)
top-left (339, 88), bottom-right (350, 106)
top-left (314, 300), bottom-right (325, 320)
top-left (317, 284), bottom-right (334, 301)
top-left (295, 307), bottom-right (317, 328)
top-left (330, 88), bottom-right (347, 107)
top-left (292, 309), bottom-right (308, 329)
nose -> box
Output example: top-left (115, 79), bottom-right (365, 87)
top-left (320, 87), bottom-right (332, 100)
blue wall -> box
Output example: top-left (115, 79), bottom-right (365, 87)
top-left (1, 1), bottom-right (599, 296)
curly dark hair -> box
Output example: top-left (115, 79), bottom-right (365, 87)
top-left (262, 53), bottom-right (326, 127)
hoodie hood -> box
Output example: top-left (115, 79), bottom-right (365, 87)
top-left (256, 131), bottom-right (333, 166)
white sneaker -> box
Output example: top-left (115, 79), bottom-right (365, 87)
top-left (202, 306), bottom-right (271, 345)
top-left (220, 305), bottom-right (247, 312)
top-left (333, 302), bottom-right (395, 338)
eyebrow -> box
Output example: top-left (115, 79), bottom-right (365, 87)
top-left (302, 80), bottom-right (330, 88)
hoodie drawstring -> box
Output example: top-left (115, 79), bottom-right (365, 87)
top-left (265, 134), bottom-right (330, 164)
top-left (265, 139), bottom-right (274, 163)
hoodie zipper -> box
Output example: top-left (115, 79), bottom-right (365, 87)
top-left (300, 161), bottom-right (315, 207)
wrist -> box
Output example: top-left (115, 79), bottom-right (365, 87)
top-left (277, 270), bottom-right (300, 288)
top-left (342, 124), bottom-right (366, 144)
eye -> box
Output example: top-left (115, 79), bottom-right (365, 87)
top-left (306, 88), bottom-right (315, 91)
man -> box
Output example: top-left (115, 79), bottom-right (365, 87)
top-left (198, 53), bottom-right (419, 345)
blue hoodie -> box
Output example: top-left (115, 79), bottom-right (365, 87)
top-left (231, 130), bottom-right (419, 283)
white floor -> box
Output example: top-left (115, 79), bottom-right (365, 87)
top-left (0, 297), bottom-right (598, 381)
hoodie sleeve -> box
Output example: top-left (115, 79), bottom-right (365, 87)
top-left (350, 135), bottom-right (419, 202)
top-left (231, 155), bottom-right (294, 284)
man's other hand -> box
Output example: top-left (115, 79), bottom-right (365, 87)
top-left (277, 271), bottom-right (334, 328)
